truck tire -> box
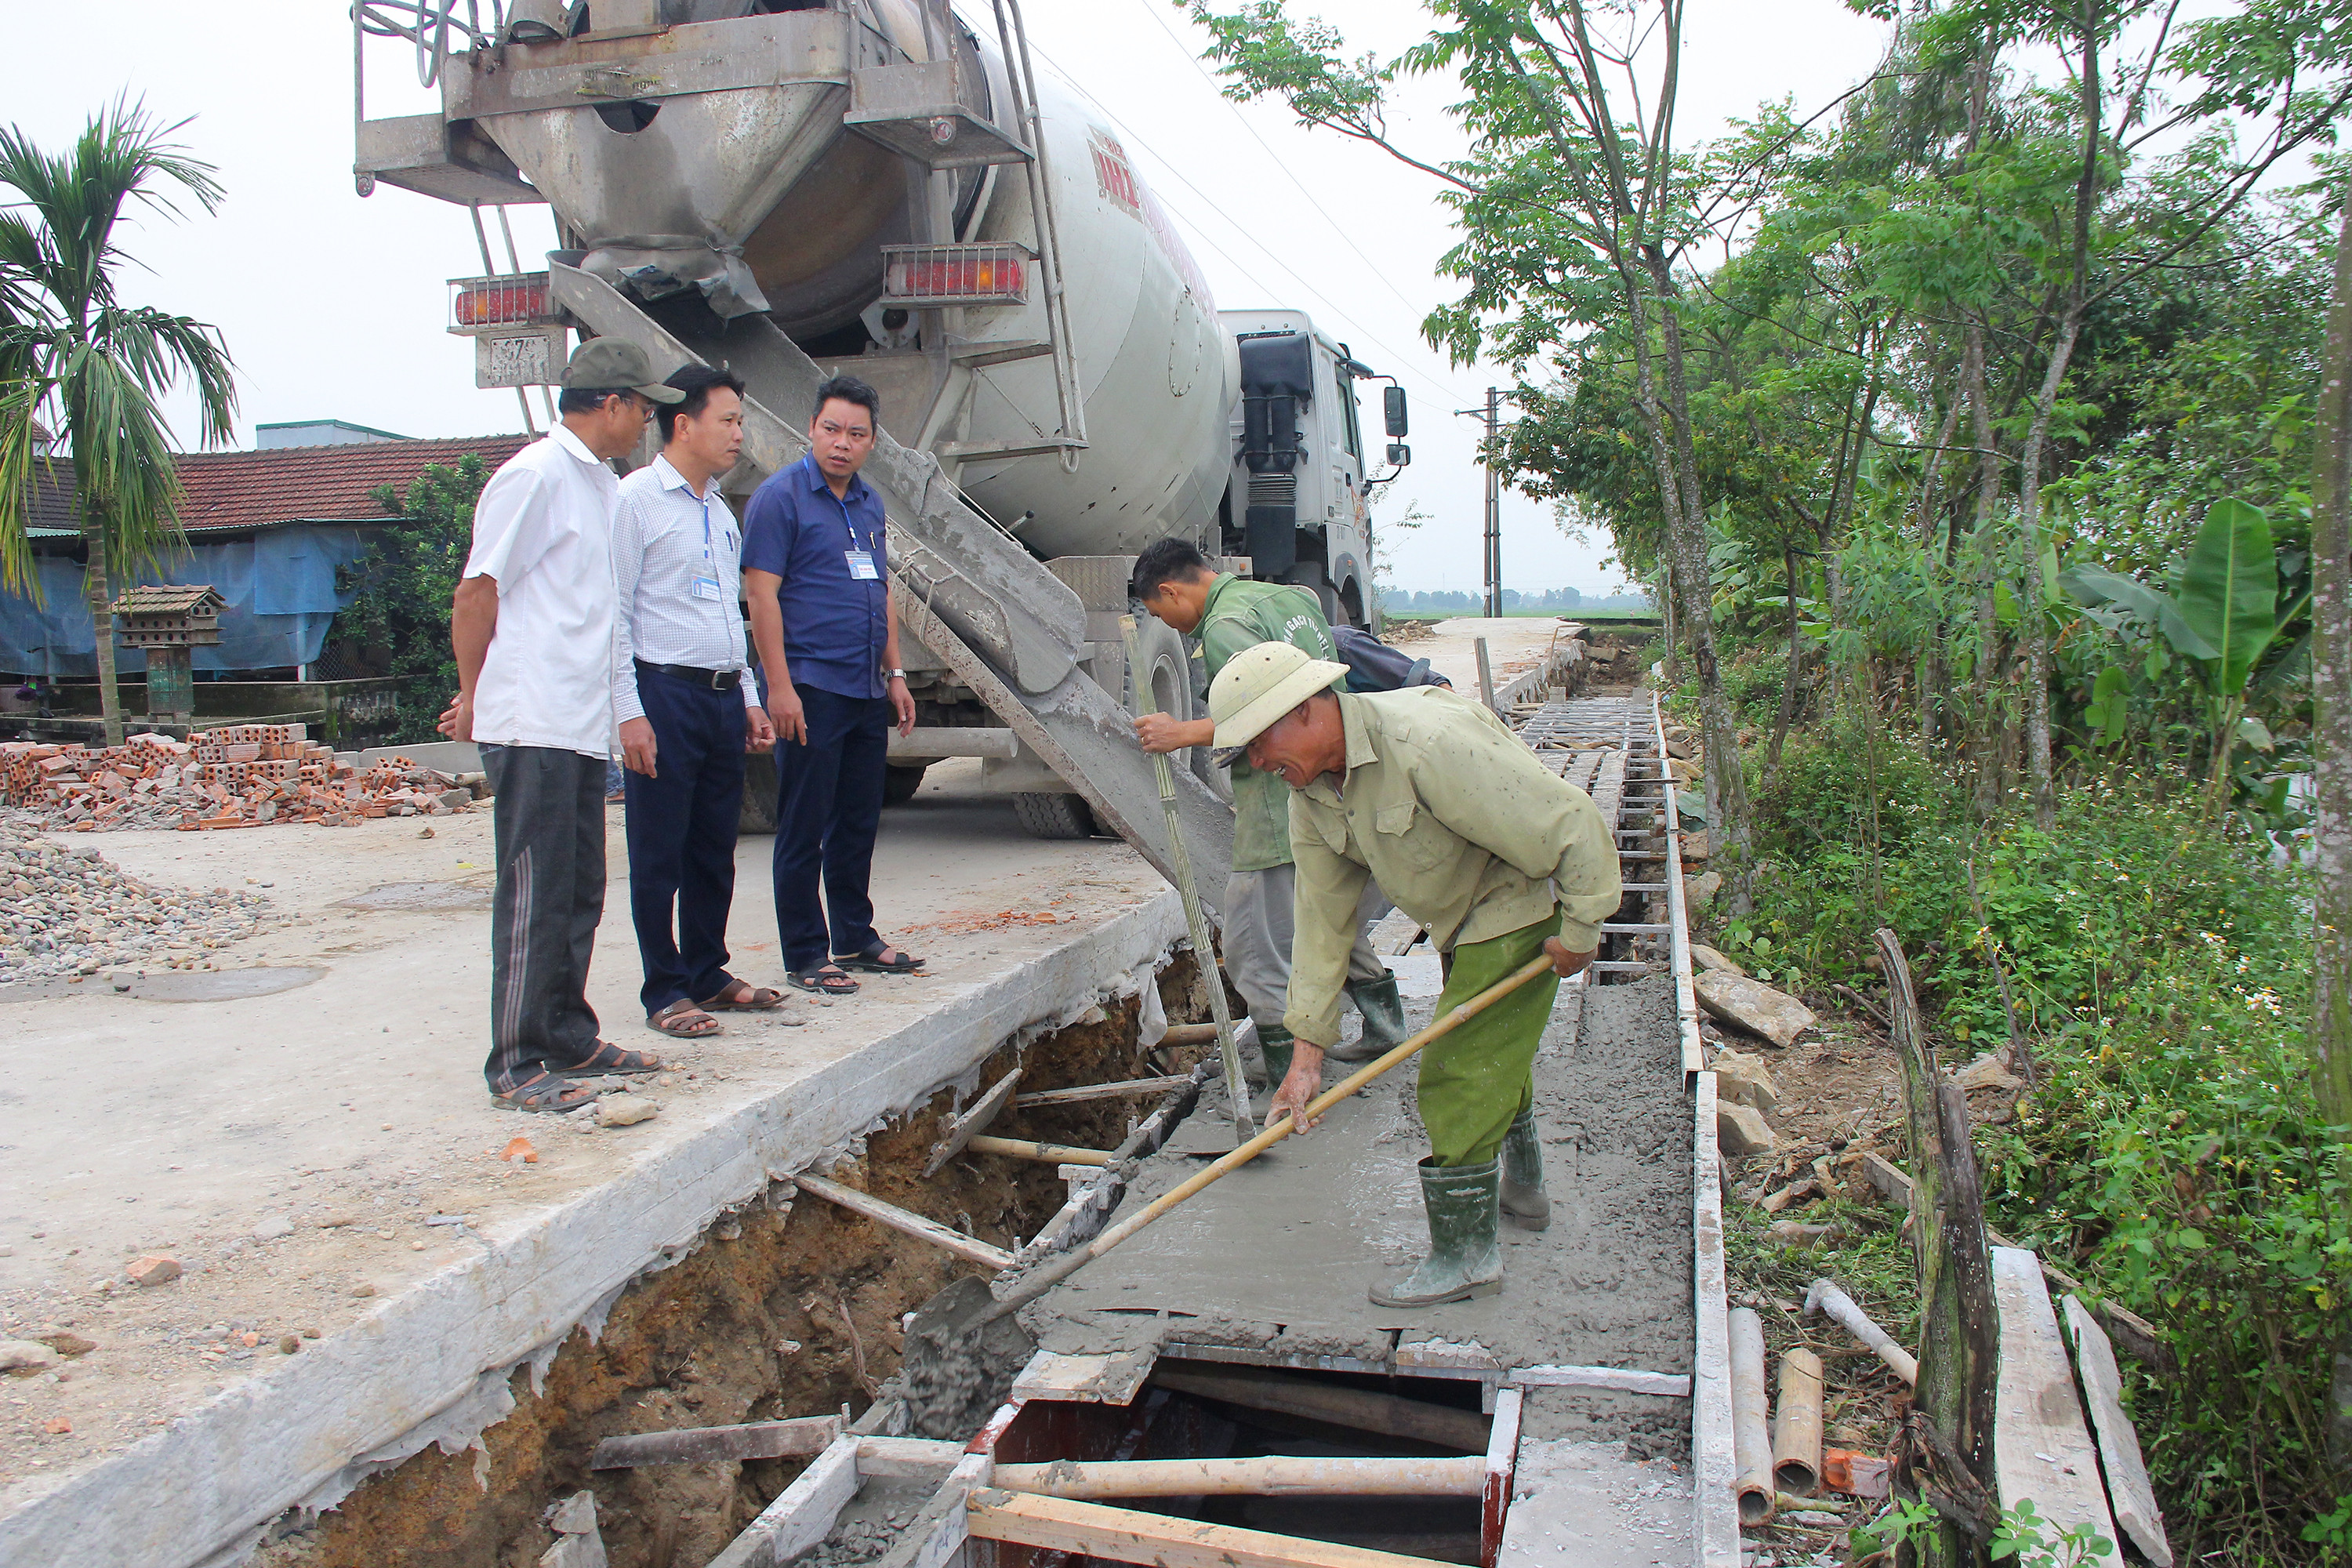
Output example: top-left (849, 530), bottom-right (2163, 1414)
top-left (884, 761), bottom-right (929, 805)
top-left (1012, 791), bottom-right (1096, 839)
top-left (740, 750), bottom-right (779, 836)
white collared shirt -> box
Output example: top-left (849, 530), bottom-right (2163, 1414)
top-left (463, 423), bottom-right (620, 760)
top-left (611, 453), bottom-right (760, 724)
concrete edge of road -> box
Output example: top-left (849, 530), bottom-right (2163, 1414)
top-left (1, 891), bottom-right (1189, 1568)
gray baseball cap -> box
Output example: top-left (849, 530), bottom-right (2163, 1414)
top-left (560, 338), bottom-right (685, 403)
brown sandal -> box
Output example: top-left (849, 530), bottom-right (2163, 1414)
top-left (699, 979), bottom-right (788, 1011)
top-left (645, 1000), bottom-right (720, 1039)
top-left (557, 1040), bottom-right (664, 1076)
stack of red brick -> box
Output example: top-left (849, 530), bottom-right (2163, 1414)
top-left (0, 725), bottom-right (479, 832)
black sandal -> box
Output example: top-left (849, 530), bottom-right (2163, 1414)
top-left (554, 1040), bottom-right (662, 1077)
top-left (490, 1072), bottom-right (605, 1113)
top-left (788, 965), bottom-right (860, 996)
top-left (833, 943), bottom-right (924, 975)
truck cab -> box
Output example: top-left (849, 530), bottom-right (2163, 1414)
top-left (1218, 310), bottom-right (1381, 630)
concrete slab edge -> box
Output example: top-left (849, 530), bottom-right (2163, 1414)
top-left (0, 891), bottom-right (1189, 1568)
top-left (1691, 1070), bottom-right (1739, 1568)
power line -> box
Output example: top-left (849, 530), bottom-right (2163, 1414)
top-left (1025, 39), bottom-right (1475, 408)
top-left (1121, 0), bottom-right (1436, 322)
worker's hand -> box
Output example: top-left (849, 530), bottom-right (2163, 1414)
top-left (744, 706), bottom-right (776, 753)
top-left (1269, 1040), bottom-right (1326, 1132)
top-left (619, 717), bottom-right (659, 777)
top-left (1133, 713), bottom-right (1213, 754)
top-left (1542, 937), bottom-right (1595, 978)
top-left (437, 691), bottom-right (471, 742)
top-left (888, 673), bottom-right (916, 739)
top-left (769, 685), bottom-right (808, 746)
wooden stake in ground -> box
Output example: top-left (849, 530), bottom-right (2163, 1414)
top-left (1875, 928), bottom-right (2001, 1563)
top-left (1123, 615), bottom-right (1253, 1142)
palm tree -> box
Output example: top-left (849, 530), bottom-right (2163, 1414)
top-left (0, 101), bottom-right (237, 745)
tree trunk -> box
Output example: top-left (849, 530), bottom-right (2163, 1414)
top-left (81, 507), bottom-right (124, 747)
top-left (1965, 320), bottom-right (2003, 821)
top-left (2013, 310), bottom-right (2079, 833)
top-left (1767, 545), bottom-right (1802, 780)
top-left (2307, 182), bottom-right (2352, 1481)
top-left (1646, 249), bottom-right (1751, 916)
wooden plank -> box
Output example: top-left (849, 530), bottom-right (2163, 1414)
top-left (1015, 1076), bottom-right (1181, 1108)
top-left (793, 1173), bottom-right (1014, 1270)
top-left (1481, 1387), bottom-right (1523, 1568)
top-left (924, 1069), bottom-right (1023, 1176)
top-left (1011, 1348), bottom-right (1158, 1406)
top-left (2060, 1296), bottom-right (2171, 1567)
top-left (968, 1487), bottom-right (1463, 1568)
top-left (590, 1413), bottom-right (841, 1469)
top-left (1150, 1364), bottom-right (1490, 1453)
top-left (1991, 1247), bottom-right (2119, 1563)
top-left (1505, 1364), bottom-right (1690, 1398)
top-left (855, 1436), bottom-right (965, 1479)
top-left (706, 1432), bottom-right (861, 1568)
top-left (991, 1455), bottom-right (1488, 1498)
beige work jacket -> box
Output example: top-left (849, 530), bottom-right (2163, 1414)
top-left (1283, 687), bottom-right (1623, 1047)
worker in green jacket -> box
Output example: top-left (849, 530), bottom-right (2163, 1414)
top-left (1204, 640), bottom-right (1622, 1308)
top-left (1127, 539), bottom-right (1406, 1088)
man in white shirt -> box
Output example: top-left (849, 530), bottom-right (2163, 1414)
top-left (439, 338), bottom-right (682, 1113)
top-left (613, 365), bottom-right (785, 1039)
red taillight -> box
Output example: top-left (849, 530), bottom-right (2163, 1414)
top-left (879, 245), bottom-right (1033, 307)
top-left (448, 273), bottom-right (557, 333)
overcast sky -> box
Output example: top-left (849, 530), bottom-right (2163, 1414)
top-left (7, 0), bottom-right (1893, 597)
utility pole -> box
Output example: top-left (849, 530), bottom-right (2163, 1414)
top-left (1457, 387), bottom-right (1504, 616)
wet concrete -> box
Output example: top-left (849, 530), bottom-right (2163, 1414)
top-left (1028, 975), bottom-right (1691, 1376)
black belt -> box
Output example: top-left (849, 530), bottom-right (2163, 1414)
top-left (636, 659), bottom-right (742, 692)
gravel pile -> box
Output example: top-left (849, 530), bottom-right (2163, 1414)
top-left (0, 822), bottom-right (275, 984)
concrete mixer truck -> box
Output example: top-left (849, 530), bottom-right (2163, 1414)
top-left (350, 0), bottom-right (1413, 874)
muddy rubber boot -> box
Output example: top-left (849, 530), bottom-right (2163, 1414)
top-left (1369, 1158), bottom-right (1504, 1308)
top-left (1256, 1026), bottom-right (1294, 1093)
top-left (1501, 1110), bottom-right (1552, 1231)
top-left (1329, 973), bottom-right (1409, 1064)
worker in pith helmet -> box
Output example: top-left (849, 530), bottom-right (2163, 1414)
top-left (1205, 641), bottom-right (1621, 1308)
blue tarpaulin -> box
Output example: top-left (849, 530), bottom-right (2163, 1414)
top-left (0, 527), bottom-right (372, 676)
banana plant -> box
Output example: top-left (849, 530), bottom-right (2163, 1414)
top-left (2060, 498), bottom-right (2304, 807)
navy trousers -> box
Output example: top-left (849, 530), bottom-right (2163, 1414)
top-left (622, 667), bottom-right (748, 1014)
top-left (771, 682), bottom-right (889, 973)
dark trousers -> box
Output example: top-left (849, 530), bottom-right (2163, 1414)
top-left (771, 683), bottom-right (889, 971)
top-left (481, 743), bottom-right (607, 1089)
top-left (623, 667), bottom-right (747, 1014)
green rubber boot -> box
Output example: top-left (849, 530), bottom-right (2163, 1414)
top-left (1329, 973), bottom-right (1409, 1064)
top-left (1501, 1110), bottom-right (1552, 1232)
top-left (1255, 1025), bottom-right (1294, 1093)
top-left (1369, 1158), bottom-right (1504, 1308)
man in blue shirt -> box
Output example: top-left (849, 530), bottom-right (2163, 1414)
top-left (742, 376), bottom-right (922, 996)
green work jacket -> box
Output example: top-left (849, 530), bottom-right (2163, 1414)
top-left (1195, 572), bottom-right (1341, 873)
top-left (1283, 686), bottom-right (1624, 1047)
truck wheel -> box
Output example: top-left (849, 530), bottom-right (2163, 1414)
top-left (1012, 791), bottom-right (1096, 839)
top-left (1125, 612), bottom-right (1194, 725)
top-left (740, 750), bottom-right (779, 836)
top-left (884, 762), bottom-right (930, 805)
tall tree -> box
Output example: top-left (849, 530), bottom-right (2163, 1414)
top-left (1184, 0), bottom-right (1759, 909)
top-left (0, 103), bottom-right (238, 745)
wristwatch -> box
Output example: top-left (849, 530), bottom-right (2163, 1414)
top-left (887, 669), bottom-right (907, 681)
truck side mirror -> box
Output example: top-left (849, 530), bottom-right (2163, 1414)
top-left (1384, 386), bottom-right (1409, 437)
top-left (1386, 442), bottom-right (1411, 467)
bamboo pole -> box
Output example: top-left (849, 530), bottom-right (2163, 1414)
top-left (1124, 615), bottom-right (1253, 1142)
top-left (966, 1135), bottom-right (1112, 1167)
top-left (1804, 1278), bottom-right (1918, 1385)
top-left (991, 1455), bottom-right (1487, 1499)
top-left (1771, 1348), bottom-right (1824, 1494)
top-left (1728, 1308), bottom-right (1775, 1525)
top-left (792, 1173), bottom-right (1014, 1271)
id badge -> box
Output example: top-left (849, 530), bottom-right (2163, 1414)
top-left (691, 575), bottom-right (724, 601)
top-left (845, 549), bottom-right (880, 581)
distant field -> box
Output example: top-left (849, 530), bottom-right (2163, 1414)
top-left (1381, 607), bottom-right (1661, 623)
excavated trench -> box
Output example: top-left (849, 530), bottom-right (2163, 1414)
top-left (247, 956), bottom-right (1216, 1568)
